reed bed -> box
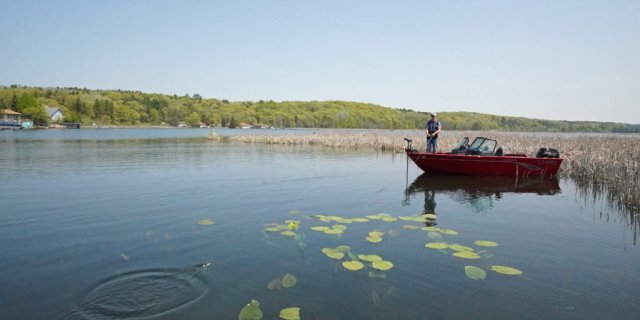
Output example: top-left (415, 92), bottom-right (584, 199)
top-left (210, 130), bottom-right (640, 217)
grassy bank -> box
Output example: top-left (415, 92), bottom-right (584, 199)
top-left (209, 130), bottom-right (640, 216)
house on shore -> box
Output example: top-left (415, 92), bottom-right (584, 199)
top-left (45, 106), bottom-right (64, 123)
top-left (1, 109), bottom-right (24, 129)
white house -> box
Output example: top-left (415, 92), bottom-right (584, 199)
top-left (45, 106), bottom-right (64, 122)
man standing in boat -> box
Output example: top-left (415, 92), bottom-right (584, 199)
top-left (425, 112), bottom-right (441, 153)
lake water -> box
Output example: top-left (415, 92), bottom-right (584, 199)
top-left (1, 129), bottom-right (639, 320)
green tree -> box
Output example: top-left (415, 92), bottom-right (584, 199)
top-left (185, 112), bottom-right (201, 127)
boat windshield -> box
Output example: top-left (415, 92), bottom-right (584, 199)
top-left (468, 137), bottom-right (497, 154)
top-left (455, 137), bottom-right (469, 149)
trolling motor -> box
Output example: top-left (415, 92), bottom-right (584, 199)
top-left (404, 138), bottom-right (417, 152)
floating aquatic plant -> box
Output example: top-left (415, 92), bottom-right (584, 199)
top-left (475, 240), bottom-right (498, 247)
top-left (423, 214), bottom-right (437, 220)
top-left (280, 231), bottom-right (296, 237)
top-left (358, 254), bottom-right (383, 262)
top-left (371, 260), bottom-right (394, 271)
top-left (449, 244), bottom-right (474, 252)
top-left (322, 248), bottom-right (345, 260)
top-left (464, 266), bottom-right (487, 280)
top-left (238, 299), bottom-right (263, 320)
top-left (422, 226), bottom-right (439, 232)
top-left (197, 218), bottom-right (215, 225)
top-left (279, 307), bottom-right (301, 320)
top-left (452, 251), bottom-right (481, 259)
top-left (402, 225), bottom-right (419, 230)
top-left (310, 226), bottom-right (330, 232)
top-left (267, 279), bottom-right (282, 290)
top-left (335, 245), bottom-right (351, 253)
top-left (342, 260), bottom-right (365, 271)
top-left (438, 228), bottom-right (459, 235)
top-left (425, 242), bottom-right (449, 249)
top-left (282, 273), bottom-right (297, 288)
top-left (366, 236), bottom-right (382, 243)
top-left (490, 265), bottom-right (523, 275)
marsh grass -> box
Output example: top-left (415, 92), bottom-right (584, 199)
top-left (214, 130), bottom-right (640, 219)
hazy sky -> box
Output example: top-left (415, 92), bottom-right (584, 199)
top-left (1, 0), bottom-right (638, 123)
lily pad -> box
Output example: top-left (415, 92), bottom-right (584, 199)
top-left (368, 231), bottom-right (384, 237)
top-left (366, 236), bottom-right (382, 243)
top-left (332, 224), bottom-right (347, 231)
top-left (335, 245), bottom-right (351, 253)
top-left (402, 225), bottom-right (419, 230)
top-left (425, 242), bottom-right (449, 249)
top-left (197, 219), bottom-right (215, 225)
top-left (267, 279), bottom-right (282, 289)
top-left (452, 251), bottom-right (481, 259)
top-left (279, 307), bottom-right (301, 320)
top-left (381, 217), bottom-right (398, 222)
top-left (351, 218), bottom-right (370, 222)
top-left (322, 248), bottom-right (344, 260)
top-left (280, 231), bottom-right (296, 237)
top-left (358, 254), bottom-right (383, 262)
top-left (427, 232), bottom-right (442, 240)
top-left (438, 228), bottom-right (459, 235)
top-left (464, 266), bottom-right (487, 280)
top-left (490, 265), bottom-right (523, 275)
top-left (324, 229), bottom-right (343, 235)
top-left (449, 244), bottom-right (474, 252)
top-left (311, 226), bottom-right (330, 232)
top-left (422, 226), bottom-right (440, 232)
top-left (371, 260), bottom-right (394, 271)
top-left (342, 260), bottom-right (364, 271)
top-left (475, 240), bottom-right (498, 247)
top-left (282, 273), bottom-right (297, 288)
top-left (423, 214), bottom-right (437, 220)
top-left (238, 299), bottom-right (263, 320)
top-left (265, 227), bottom-right (282, 232)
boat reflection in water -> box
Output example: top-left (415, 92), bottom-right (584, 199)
top-left (403, 174), bottom-right (561, 217)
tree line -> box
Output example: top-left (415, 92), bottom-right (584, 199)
top-left (1, 85), bottom-right (638, 133)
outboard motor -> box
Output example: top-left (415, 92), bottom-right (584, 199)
top-left (536, 148), bottom-right (560, 158)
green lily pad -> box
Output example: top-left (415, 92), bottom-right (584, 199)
top-left (490, 265), bottom-right (523, 275)
top-left (368, 231), bottom-right (384, 237)
top-left (280, 231), bottom-right (296, 236)
top-left (267, 279), bottom-right (282, 289)
top-left (381, 217), bottom-right (398, 222)
top-left (265, 227), bottom-right (282, 232)
top-left (449, 244), bottom-right (474, 252)
top-left (335, 245), bottom-right (351, 253)
top-left (422, 226), bottom-right (440, 232)
top-left (282, 273), bottom-right (297, 288)
top-left (332, 224), bottom-right (347, 231)
top-left (402, 225), bottom-right (419, 230)
top-left (358, 254), bottom-right (383, 262)
top-left (371, 260), bottom-right (394, 271)
top-left (324, 229), bottom-right (343, 235)
top-left (452, 251), bottom-right (481, 259)
top-left (427, 232), bottom-right (442, 240)
top-left (464, 266), bottom-right (487, 280)
top-left (342, 260), bottom-right (364, 271)
top-left (311, 226), bottom-right (330, 232)
top-left (197, 218), bottom-right (215, 225)
top-left (351, 218), bottom-right (370, 222)
top-left (425, 242), bottom-right (449, 249)
top-left (423, 214), bottom-right (437, 220)
top-left (322, 248), bottom-right (344, 260)
top-left (279, 307), bottom-right (301, 320)
top-left (238, 299), bottom-right (263, 320)
top-left (438, 228), bottom-right (459, 235)
top-left (475, 240), bottom-right (498, 247)
top-left (366, 236), bottom-right (382, 243)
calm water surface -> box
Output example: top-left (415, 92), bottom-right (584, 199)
top-left (1, 129), bottom-right (639, 320)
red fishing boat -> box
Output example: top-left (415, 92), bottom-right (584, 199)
top-left (404, 137), bottom-right (563, 177)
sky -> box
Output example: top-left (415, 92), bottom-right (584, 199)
top-left (1, 0), bottom-right (638, 124)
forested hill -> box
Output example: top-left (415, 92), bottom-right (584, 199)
top-left (1, 85), bottom-right (638, 132)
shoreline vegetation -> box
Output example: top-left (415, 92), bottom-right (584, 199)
top-left (208, 130), bottom-right (640, 219)
top-left (2, 85), bottom-right (639, 132)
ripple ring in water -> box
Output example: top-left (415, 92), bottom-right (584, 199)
top-left (58, 267), bottom-right (208, 319)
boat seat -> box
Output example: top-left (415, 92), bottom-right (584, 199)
top-left (495, 147), bottom-right (504, 156)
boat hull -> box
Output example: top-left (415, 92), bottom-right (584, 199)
top-left (406, 151), bottom-right (562, 177)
